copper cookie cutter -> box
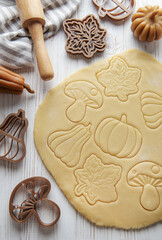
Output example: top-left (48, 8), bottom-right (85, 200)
top-left (9, 177), bottom-right (61, 227)
top-left (93, 0), bottom-right (136, 20)
top-left (0, 109), bottom-right (28, 163)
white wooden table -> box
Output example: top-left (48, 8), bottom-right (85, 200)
top-left (0, 0), bottom-right (162, 239)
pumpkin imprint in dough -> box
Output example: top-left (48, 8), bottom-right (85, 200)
top-left (97, 56), bottom-right (141, 102)
top-left (141, 92), bottom-right (162, 129)
top-left (74, 154), bottom-right (122, 205)
top-left (34, 50), bottom-right (162, 228)
top-left (127, 162), bottom-right (162, 211)
top-left (47, 124), bottom-right (91, 167)
top-left (95, 114), bottom-right (142, 158)
top-left (64, 81), bottom-right (103, 123)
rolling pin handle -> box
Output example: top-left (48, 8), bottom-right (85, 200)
top-left (28, 22), bottom-right (54, 81)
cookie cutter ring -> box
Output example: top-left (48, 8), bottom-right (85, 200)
top-left (9, 177), bottom-right (61, 227)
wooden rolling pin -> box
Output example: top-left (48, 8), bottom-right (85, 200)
top-left (16, 0), bottom-right (54, 81)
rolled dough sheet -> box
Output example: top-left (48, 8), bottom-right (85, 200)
top-left (34, 49), bottom-right (162, 229)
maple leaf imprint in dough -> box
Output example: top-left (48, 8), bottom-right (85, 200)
top-left (63, 15), bottom-right (107, 58)
top-left (97, 57), bottom-right (141, 101)
top-left (74, 154), bottom-right (122, 205)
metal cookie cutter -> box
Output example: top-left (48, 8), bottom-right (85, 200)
top-left (9, 177), bottom-right (60, 227)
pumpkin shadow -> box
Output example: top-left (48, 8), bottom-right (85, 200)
top-left (131, 36), bottom-right (157, 55)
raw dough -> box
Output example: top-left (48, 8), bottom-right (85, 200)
top-left (34, 49), bottom-right (162, 229)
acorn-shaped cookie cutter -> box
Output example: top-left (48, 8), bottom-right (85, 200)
top-left (0, 109), bottom-right (28, 163)
top-left (9, 177), bottom-right (61, 227)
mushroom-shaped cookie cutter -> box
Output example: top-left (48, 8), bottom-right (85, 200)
top-left (9, 177), bottom-right (60, 227)
top-left (65, 81), bottom-right (103, 122)
top-left (127, 162), bottom-right (162, 211)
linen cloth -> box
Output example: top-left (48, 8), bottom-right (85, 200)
top-left (0, 0), bottom-right (80, 69)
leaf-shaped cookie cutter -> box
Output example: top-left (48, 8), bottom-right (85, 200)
top-left (9, 177), bottom-right (61, 227)
top-left (0, 109), bottom-right (28, 163)
top-left (63, 14), bottom-right (107, 58)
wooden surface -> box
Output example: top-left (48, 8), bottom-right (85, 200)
top-left (0, 0), bottom-right (162, 239)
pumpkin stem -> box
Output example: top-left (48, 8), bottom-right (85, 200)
top-left (86, 123), bottom-right (91, 131)
top-left (24, 83), bottom-right (35, 94)
top-left (148, 10), bottom-right (159, 21)
top-left (120, 114), bottom-right (127, 123)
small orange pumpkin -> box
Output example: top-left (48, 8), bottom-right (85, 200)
top-left (131, 5), bottom-right (162, 42)
top-left (95, 114), bottom-right (142, 158)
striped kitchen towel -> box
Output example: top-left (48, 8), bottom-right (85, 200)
top-left (0, 0), bottom-right (80, 69)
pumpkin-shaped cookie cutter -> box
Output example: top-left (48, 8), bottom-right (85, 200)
top-left (93, 0), bottom-right (136, 21)
top-left (9, 177), bottom-right (61, 227)
top-left (0, 109), bottom-right (28, 163)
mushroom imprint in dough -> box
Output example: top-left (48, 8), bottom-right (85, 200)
top-left (65, 81), bottom-right (103, 122)
top-left (127, 162), bottom-right (162, 211)
top-left (34, 49), bottom-right (162, 228)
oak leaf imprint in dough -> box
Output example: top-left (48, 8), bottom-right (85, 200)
top-left (128, 162), bottom-right (162, 211)
top-left (34, 49), bottom-right (162, 228)
top-left (97, 56), bottom-right (141, 101)
top-left (95, 114), bottom-right (142, 158)
top-left (141, 92), bottom-right (162, 129)
top-left (47, 124), bottom-right (91, 167)
top-left (74, 154), bottom-right (122, 205)
top-left (65, 81), bottom-right (103, 123)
